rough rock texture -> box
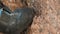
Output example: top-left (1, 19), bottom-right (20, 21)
top-left (1, 0), bottom-right (26, 11)
top-left (26, 0), bottom-right (59, 34)
top-left (0, 0), bottom-right (60, 34)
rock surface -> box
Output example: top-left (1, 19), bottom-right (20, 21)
top-left (26, 0), bottom-right (60, 34)
top-left (0, 0), bottom-right (60, 34)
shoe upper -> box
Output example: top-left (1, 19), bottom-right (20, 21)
top-left (0, 7), bottom-right (35, 34)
